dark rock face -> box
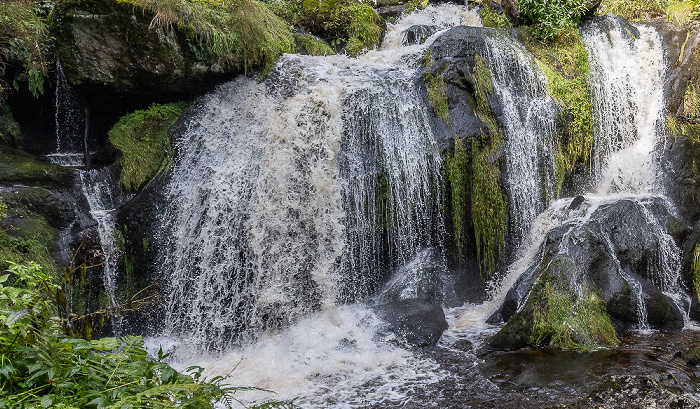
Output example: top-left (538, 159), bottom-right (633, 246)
top-left (403, 25), bottom-right (439, 46)
top-left (50, 0), bottom-right (241, 101)
top-left (373, 298), bottom-right (448, 347)
top-left (425, 26), bottom-right (498, 151)
top-left (489, 196), bottom-right (687, 349)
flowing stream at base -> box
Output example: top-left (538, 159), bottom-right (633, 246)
top-left (146, 8), bottom-right (696, 408)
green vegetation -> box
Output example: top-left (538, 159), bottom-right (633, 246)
top-left (599, 0), bottom-right (700, 24)
top-left (693, 244), bottom-right (700, 301)
top-left (115, 0), bottom-right (295, 72)
top-left (471, 55), bottom-right (507, 278)
top-left (294, 33), bottom-right (334, 56)
top-left (0, 105), bottom-right (21, 147)
top-left (426, 72), bottom-right (449, 124)
top-left (444, 135), bottom-right (469, 261)
top-left (0, 0), bottom-right (52, 99)
top-left (529, 276), bottom-right (619, 350)
top-left (479, 3), bottom-right (512, 29)
top-left (0, 261), bottom-right (297, 408)
top-left (267, 0), bottom-right (383, 56)
top-left (670, 74), bottom-right (700, 141)
top-left (526, 30), bottom-right (593, 195)
top-left (109, 102), bottom-right (185, 192)
top-left (516, 0), bottom-right (589, 41)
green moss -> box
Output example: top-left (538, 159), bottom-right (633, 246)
top-left (526, 30), bottom-right (592, 195)
top-left (115, 0), bottom-right (295, 73)
top-left (693, 244), bottom-right (700, 302)
top-left (479, 3), bottom-right (512, 29)
top-left (345, 2), bottom-right (382, 56)
top-left (0, 145), bottom-right (74, 187)
top-left (109, 102), bottom-right (185, 192)
top-left (423, 49), bottom-right (433, 68)
top-left (445, 135), bottom-right (470, 261)
top-left (294, 33), bottom-right (334, 56)
top-left (426, 71), bottom-right (450, 124)
top-left (470, 54), bottom-right (507, 278)
top-left (682, 76), bottom-right (700, 120)
top-left (0, 202), bottom-right (57, 278)
top-left (529, 276), bottom-right (619, 350)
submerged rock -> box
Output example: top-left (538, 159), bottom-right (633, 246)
top-left (490, 196), bottom-right (686, 350)
top-left (373, 298), bottom-right (448, 347)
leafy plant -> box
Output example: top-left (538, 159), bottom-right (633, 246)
top-left (0, 0), bottom-right (52, 99)
top-left (0, 261), bottom-right (298, 408)
top-left (517, 0), bottom-right (589, 41)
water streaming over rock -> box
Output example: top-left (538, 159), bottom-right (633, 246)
top-left (49, 60), bottom-right (88, 166)
top-left (481, 31), bottom-right (559, 244)
top-left (79, 168), bottom-right (129, 334)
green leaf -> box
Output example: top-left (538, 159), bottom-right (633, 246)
top-left (40, 394), bottom-right (54, 408)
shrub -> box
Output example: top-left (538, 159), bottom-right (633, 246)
top-left (0, 0), bottom-right (52, 99)
top-left (517, 0), bottom-right (589, 41)
top-left (0, 261), bottom-right (298, 408)
top-left (598, 0), bottom-right (665, 21)
top-left (109, 102), bottom-right (186, 192)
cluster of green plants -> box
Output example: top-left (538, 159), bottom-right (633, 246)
top-left (479, 3), bottom-right (512, 29)
top-left (516, 0), bottom-right (590, 41)
top-left (109, 102), bottom-right (186, 192)
top-left (526, 30), bottom-right (593, 195)
top-left (425, 71), bottom-right (449, 124)
top-left (0, 261), bottom-right (297, 408)
top-left (599, 0), bottom-right (700, 24)
top-left (529, 275), bottom-right (619, 350)
top-left (0, 0), bottom-right (52, 99)
top-left (115, 0), bottom-right (295, 72)
top-left (266, 0), bottom-right (383, 56)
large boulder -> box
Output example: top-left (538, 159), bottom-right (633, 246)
top-left (489, 196), bottom-right (686, 350)
top-left (373, 298), bottom-right (448, 347)
top-left (50, 0), bottom-right (244, 101)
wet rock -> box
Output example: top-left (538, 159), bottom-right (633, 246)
top-left (489, 196), bottom-right (687, 350)
top-left (559, 375), bottom-right (700, 409)
top-left (376, 4), bottom-right (411, 19)
top-left (50, 0), bottom-right (243, 101)
top-left (403, 25), bottom-right (439, 46)
top-left (373, 298), bottom-right (448, 347)
top-left (664, 136), bottom-right (700, 225)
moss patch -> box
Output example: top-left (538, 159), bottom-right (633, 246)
top-left (479, 3), bottom-right (512, 29)
top-left (109, 102), bottom-right (185, 192)
top-left (445, 135), bottom-right (470, 261)
top-left (294, 33), bottom-right (334, 56)
top-left (426, 71), bottom-right (449, 124)
top-left (0, 145), bottom-right (74, 187)
top-left (526, 30), bottom-right (593, 195)
top-left (115, 0), bottom-right (295, 72)
top-left (529, 277), bottom-right (619, 350)
top-left (471, 55), bottom-right (507, 278)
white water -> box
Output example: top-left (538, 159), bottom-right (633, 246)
top-left (50, 61), bottom-right (87, 166)
top-left (474, 16), bottom-right (681, 331)
top-left (79, 169), bottom-right (126, 334)
top-left (482, 30), bottom-right (559, 244)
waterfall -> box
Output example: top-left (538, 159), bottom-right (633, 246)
top-left (583, 17), bottom-right (667, 194)
top-left (50, 61), bottom-right (88, 166)
top-left (79, 168), bottom-right (128, 335)
top-left (481, 30), bottom-right (559, 244)
top-left (159, 5), bottom-right (479, 352)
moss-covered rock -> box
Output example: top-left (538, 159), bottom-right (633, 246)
top-left (0, 144), bottom-right (75, 188)
top-left (490, 196), bottom-right (685, 350)
top-left (49, 0), bottom-right (294, 99)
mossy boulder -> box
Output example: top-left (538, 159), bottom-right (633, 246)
top-left (490, 196), bottom-right (686, 350)
top-left (0, 145), bottom-right (75, 188)
top-left (50, 0), bottom-right (245, 100)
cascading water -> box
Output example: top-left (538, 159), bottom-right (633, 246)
top-left (79, 168), bottom-right (128, 335)
top-left (49, 61), bottom-right (88, 167)
top-left (481, 31), bottom-right (558, 244)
